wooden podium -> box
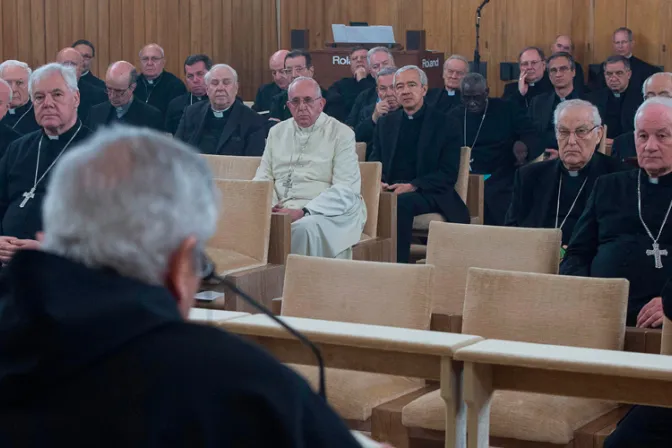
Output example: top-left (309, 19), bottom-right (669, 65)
top-left (292, 30), bottom-right (445, 90)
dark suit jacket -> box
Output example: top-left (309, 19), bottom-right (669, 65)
top-left (0, 124), bottom-right (20, 159)
top-left (591, 55), bottom-right (662, 93)
top-left (78, 81), bottom-right (107, 123)
top-left (528, 89), bottom-right (583, 149)
top-left (369, 106), bottom-right (470, 223)
top-left (502, 73), bottom-right (553, 109)
top-left (165, 93), bottom-right (207, 135)
top-left (87, 99), bottom-right (164, 132)
top-left (425, 88), bottom-right (462, 114)
top-left (252, 82), bottom-right (281, 113)
top-left (587, 86), bottom-right (642, 138)
top-left (612, 131), bottom-right (637, 161)
top-left (355, 103), bottom-right (376, 144)
top-left (79, 71), bottom-right (106, 90)
top-left (346, 87), bottom-right (378, 127)
top-left (505, 153), bottom-right (630, 244)
top-left (175, 100), bottom-right (268, 156)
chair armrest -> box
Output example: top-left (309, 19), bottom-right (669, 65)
top-left (268, 212), bottom-right (291, 265)
top-left (271, 297), bottom-right (283, 315)
top-left (467, 175), bottom-right (484, 224)
top-left (377, 191), bottom-right (397, 240)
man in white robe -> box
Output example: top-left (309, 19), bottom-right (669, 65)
top-left (254, 76), bottom-right (366, 258)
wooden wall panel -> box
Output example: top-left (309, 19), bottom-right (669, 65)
top-left (626, 0), bottom-right (662, 65)
top-left (593, 0), bottom-right (627, 63)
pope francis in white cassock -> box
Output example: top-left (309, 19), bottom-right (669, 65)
top-left (254, 77), bottom-right (366, 258)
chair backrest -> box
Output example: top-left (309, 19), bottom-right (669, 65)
top-left (360, 162), bottom-right (382, 238)
top-left (663, 316), bottom-right (672, 355)
top-left (462, 267), bottom-right (629, 350)
top-left (598, 125), bottom-right (609, 155)
top-left (426, 222), bottom-right (561, 315)
top-left (208, 179), bottom-right (273, 266)
top-left (356, 142), bottom-right (367, 162)
top-left (203, 155), bottom-right (261, 180)
top-left (456, 146), bottom-right (471, 202)
top-left (281, 254), bottom-right (434, 330)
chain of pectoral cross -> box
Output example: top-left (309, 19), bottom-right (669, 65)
top-left (637, 170), bottom-right (672, 269)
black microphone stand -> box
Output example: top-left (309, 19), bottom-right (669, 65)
top-left (473, 0), bottom-right (490, 75)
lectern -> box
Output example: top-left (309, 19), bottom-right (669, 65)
top-left (292, 29), bottom-right (445, 89)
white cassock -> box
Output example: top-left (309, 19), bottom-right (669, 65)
top-left (254, 113), bottom-right (366, 258)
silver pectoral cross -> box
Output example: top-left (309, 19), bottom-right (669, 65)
top-left (282, 176), bottom-right (292, 197)
top-left (19, 188), bottom-right (35, 208)
top-left (647, 242), bottom-right (668, 269)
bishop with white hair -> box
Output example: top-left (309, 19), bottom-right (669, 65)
top-left (175, 64), bottom-right (268, 156)
top-left (562, 97), bottom-right (672, 328)
top-left (254, 76), bottom-right (366, 258)
top-left (506, 99), bottom-right (630, 245)
top-left (0, 78), bottom-right (21, 156)
top-left (0, 60), bottom-right (40, 135)
top-left (134, 43), bottom-right (187, 119)
top-left (0, 63), bottom-right (92, 263)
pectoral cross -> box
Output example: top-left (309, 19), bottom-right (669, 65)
top-left (19, 188), bottom-right (35, 208)
top-left (282, 176), bottom-right (292, 197)
top-left (646, 242), bottom-right (668, 269)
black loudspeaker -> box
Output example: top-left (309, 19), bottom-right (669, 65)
top-left (499, 62), bottom-right (520, 81)
top-left (406, 30), bottom-right (426, 51)
top-left (290, 29), bottom-right (310, 50)
top-left (470, 61), bottom-right (488, 78)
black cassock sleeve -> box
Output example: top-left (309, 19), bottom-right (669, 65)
top-left (560, 177), bottom-right (601, 276)
top-left (504, 169), bottom-right (523, 227)
top-left (511, 102), bottom-right (544, 161)
top-left (354, 106), bottom-right (375, 145)
top-left (346, 89), bottom-right (369, 128)
top-left (252, 85), bottom-right (265, 112)
top-left (0, 147), bottom-right (12, 232)
top-left (411, 116), bottom-right (461, 193)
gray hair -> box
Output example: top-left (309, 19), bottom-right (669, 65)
top-left (642, 72), bottom-right (672, 97)
top-left (41, 125), bottom-right (220, 286)
top-left (634, 97), bottom-right (672, 129)
top-left (461, 72), bottom-right (488, 91)
top-left (376, 66), bottom-right (398, 79)
top-left (367, 46), bottom-right (395, 66)
top-left (287, 76), bottom-right (322, 99)
top-left (393, 65), bottom-right (428, 87)
top-left (0, 78), bottom-right (12, 102)
top-left (204, 63), bottom-right (239, 84)
top-left (0, 60), bottom-right (32, 78)
top-left (139, 44), bottom-right (165, 58)
top-left (29, 63), bottom-right (79, 99)
top-left (554, 99), bottom-right (602, 129)
top-left (444, 54), bottom-right (469, 70)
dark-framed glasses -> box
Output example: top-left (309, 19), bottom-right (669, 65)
top-left (288, 97), bottom-right (320, 107)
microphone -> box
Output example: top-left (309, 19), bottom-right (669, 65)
top-left (477, 0), bottom-right (490, 11)
top-left (200, 256), bottom-right (327, 400)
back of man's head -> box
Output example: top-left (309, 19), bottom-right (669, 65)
top-left (42, 126), bottom-right (220, 293)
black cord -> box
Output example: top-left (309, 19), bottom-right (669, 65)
top-left (202, 266), bottom-right (327, 400)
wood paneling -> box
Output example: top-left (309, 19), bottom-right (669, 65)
top-left (1, 0), bottom-right (671, 100)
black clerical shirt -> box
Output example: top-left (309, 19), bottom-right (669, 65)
top-left (605, 91), bottom-right (625, 138)
top-left (134, 71), bottom-right (188, 118)
top-left (327, 75), bottom-right (376, 120)
top-left (562, 169), bottom-right (672, 324)
top-left (1, 101), bottom-right (40, 136)
top-left (165, 93), bottom-right (206, 135)
top-left (198, 108), bottom-right (232, 154)
top-left (389, 106), bottom-right (425, 184)
top-left (0, 122), bottom-right (92, 239)
top-left (252, 82), bottom-right (281, 113)
top-left (0, 124), bottom-right (20, 159)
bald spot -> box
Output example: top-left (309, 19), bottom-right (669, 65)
top-left (288, 78), bottom-right (320, 99)
top-left (269, 50), bottom-right (289, 68)
top-left (57, 48), bottom-right (83, 66)
top-left (106, 61), bottom-right (136, 85)
top-left (644, 73), bottom-right (672, 98)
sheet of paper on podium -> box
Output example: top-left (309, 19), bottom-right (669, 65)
top-left (331, 24), bottom-right (395, 44)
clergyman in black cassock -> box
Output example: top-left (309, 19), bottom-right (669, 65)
top-left (0, 124), bottom-right (20, 159)
top-left (175, 64), bottom-right (268, 156)
top-left (72, 39), bottom-right (106, 90)
top-left (528, 52), bottom-right (582, 151)
top-left (0, 82), bottom-right (21, 157)
top-left (345, 47), bottom-right (396, 127)
top-left (164, 54), bottom-right (212, 135)
top-left (369, 67), bottom-right (468, 263)
top-left (326, 47), bottom-right (376, 121)
top-left (0, 60), bottom-right (40, 135)
top-left (88, 61), bottom-right (163, 132)
top-left (55, 47), bottom-right (107, 122)
top-left (134, 44), bottom-right (187, 120)
top-left (424, 54), bottom-right (470, 114)
top-left (502, 47), bottom-right (553, 109)
top-left (354, 67), bottom-right (398, 148)
top-left (451, 73), bottom-right (541, 226)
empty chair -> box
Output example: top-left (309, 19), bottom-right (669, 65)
top-left (402, 267), bottom-right (629, 447)
top-left (281, 254), bottom-right (434, 427)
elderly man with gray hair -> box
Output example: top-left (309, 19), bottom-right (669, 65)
top-left (0, 60), bottom-right (40, 135)
top-left (0, 78), bottom-right (21, 156)
top-left (0, 63), bottom-right (92, 264)
top-left (370, 65), bottom-right (468, 263)
top-left (346, 46), bottom-right (396, 127)
top-left (175, 63), bottom-right (268, 156)
top-left (506, 99), bottom-right (630, 246)
top-left (254, 76), bottom-right (366, 259)
top-left (426, 54), bottom-right (470, 113)
top-left (0, 125), bottom-right (364, 447)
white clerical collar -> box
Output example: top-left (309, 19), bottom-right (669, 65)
top-left (529, 82), bottom-right (536, 86)
top-left (446, 88), bottom-right (456, 96)
top-left (47, 134), bottom-right (59, 140)
top-left (294, 112), bottom-right (326, 132)
top-left (212, 105), bottom-right (232, 118)
top-left (649, 177), bottom-right (659, 184)
top-left (147, 79), bottom-right (154, 85)
top-left (82, 70), bottom-right (90, 77)
top-left (8, 108), bottom-right (15, 115)
top-left (567, 170), bottom-right (579, 177)
top-left (613, 92), bottom-right (621, 98)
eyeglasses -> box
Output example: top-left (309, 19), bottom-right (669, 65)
top-left (140, 57), bottom-right (163, 63)
top-left (104, 86), bottom-right (132, 96)
top-left (605, 70), bottom-right (628, 78)
top-left (557, 125), bottom-right (600, 140)
top-left (549, 66), bottom-right (572, 75)
top-left (288, 97), bottom-right (321, 107)
top-left (445, 69), bottom-right (466, 77)
top-left (520, 60), bottom-right (542, 68)
top-left (282, 66), bottom-right (308, 75)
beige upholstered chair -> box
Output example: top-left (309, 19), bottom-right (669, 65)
top-left (359, 162), bottom-right (382, 241)
top-left (207, 179), bottom-right (273, 274)
top-left (402, 267), bottom-right (629, 447)
top-left (356, 142), bottom-right (367, 162)
top-left (663, 315), bottom-right (672, 355)
top-left (282, 254), bottom-right (434, 426)
top-left (202, 155), bottom-right (261, 180)
top-left (426, 222), bottom-right (562, 332)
